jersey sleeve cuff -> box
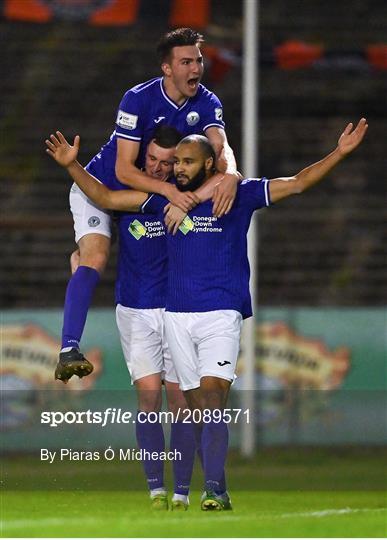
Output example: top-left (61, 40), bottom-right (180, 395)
top-left (141, 193), bottom-right (167, 214)
top-left (115, 130), bottom-right (142, 142)
top-left (262, 178), bottom-right (271, 206)
top-left (203, 123), bottom-right (225, 132)
top-left (141, 194), bottom-right (155, 213)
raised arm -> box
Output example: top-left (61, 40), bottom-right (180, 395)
top-left (116, 138), bottom-right (199, 212)
top-left (205, 126), bottom-right (240, 217)
top-left (45, 132), bottom-right (147, 212)
top-left (268, 118), bottom-right (368, 204)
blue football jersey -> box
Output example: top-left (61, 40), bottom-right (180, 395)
top-left (86, 77), bottom-right (225, 190)
top-left (86, 76), bottom-right (224, 309)
top-left (115, 212), bottom-right (167, 309)
top-left (142, 178), bottom-right (271, 319)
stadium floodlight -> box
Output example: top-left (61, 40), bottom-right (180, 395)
top-left (241, 0), bottom-right (259, 457)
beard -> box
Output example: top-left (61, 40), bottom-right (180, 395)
top-left (176, 166), bottom-right (207, 192)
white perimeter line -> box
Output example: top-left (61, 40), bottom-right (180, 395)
top-left (277, 507), bottom-right (386, 519)
top-left (1, 507), bottom-right (386, 529)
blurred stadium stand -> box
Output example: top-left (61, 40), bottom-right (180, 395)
top-left (1, 0), bottom-right (386, 308)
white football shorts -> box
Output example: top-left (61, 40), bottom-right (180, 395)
top-left (116, 304), bottom-right (178, 384)
top-left (69, 183), bottom-right (111, 243)
top-left (164, 310), bottom-right (243, 391)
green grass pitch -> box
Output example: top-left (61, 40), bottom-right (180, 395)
top-left (2, 491), bottom-right (386, 537)
top-left (1, 449), bottom-right (386, 537)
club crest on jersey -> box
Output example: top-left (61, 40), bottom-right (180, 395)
top-left (88, 216), bottom-right (101, 227)
top-left (186, 111), bottom-right (200, 126)
top-left (116, 110), bottom-right (138, 130)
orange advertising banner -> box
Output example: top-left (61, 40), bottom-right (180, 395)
top-left (4, 0), bottom-right (51, 22)
top-left (169, 0), bottom-right (210, 29)
top-left (4, 0), bottom-right (140, 25)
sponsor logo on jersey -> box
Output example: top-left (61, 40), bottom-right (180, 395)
top-left (215, 107), bottom-right (223, 121)
top-left (116, 110), bottom-right (138, 130)
top-left (154, 116), bottom-right (165, 124)
top-left (88, 216), bottom-right (101, 227)
top-left (178, 216), bottom-right (195, 235)
top-left (186, 111), bottom-right (200, 126)
top-left (179, 215), bottom-right (223, 235)
top-left (129, 219), bottom-right (165, 240)
top-left (128, 219), bottom-right (147, 240)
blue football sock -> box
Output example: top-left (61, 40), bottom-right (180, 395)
top-left (202, 419), bottom-right (229, 495)
top-left (195, 422), bottom-right (226, 493)
top-left (170, 421), bottom-right (196, 495)
top-left (61, 266), bottom-right (100, 350)
top-left (194, 422), bottom-right (204, 466)
top-left (136, 412), bottom-right (165, 491)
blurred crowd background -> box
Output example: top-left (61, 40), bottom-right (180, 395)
top-left (1, 0), bottom-right (386, 309)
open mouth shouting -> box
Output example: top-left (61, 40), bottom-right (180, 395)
top-left (187, 77), bottom-right (200, 92)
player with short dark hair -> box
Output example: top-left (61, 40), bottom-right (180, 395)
top-left (58, 26), bottom-right (239, 383)
top-left (61, 126), bottom-right (197, 510)
top-left (116, 126), bottom-right (197, 511)
top-left (152, 124), bottom-right (183, 149)
top-left (156, 27), bottom-right (205, 63)
top-left (46, 118), bottom-right (367, 510)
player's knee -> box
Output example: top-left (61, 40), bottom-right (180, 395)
top-left (138, 397), bottom-right (162, 413)
top-left (90, 254), bottom-right (109, 273)
top-left (201, 391), bottom-right (225, 410)
top-left (167, 394), bottom-right (187, 415)
top-left (79, 246), bottom-right (110, 272)
top-left (165, 383), bottom-right (187, 414)
top-left (183, 388), bottom-right (202, 412)
top-left (70, 249), bottom-right (81, 274)
top-left (137, 388), bottom-right (162, 412)
top-left (200, 377), bottom-right (230, 410)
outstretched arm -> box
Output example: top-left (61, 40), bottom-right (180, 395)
top-left (45, 131), bottom-right (147, 212)
top-left (268, 119), bottom-right (368, 203)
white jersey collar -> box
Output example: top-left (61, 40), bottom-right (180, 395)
top-left (160, 78), bottom-right (189, 111)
